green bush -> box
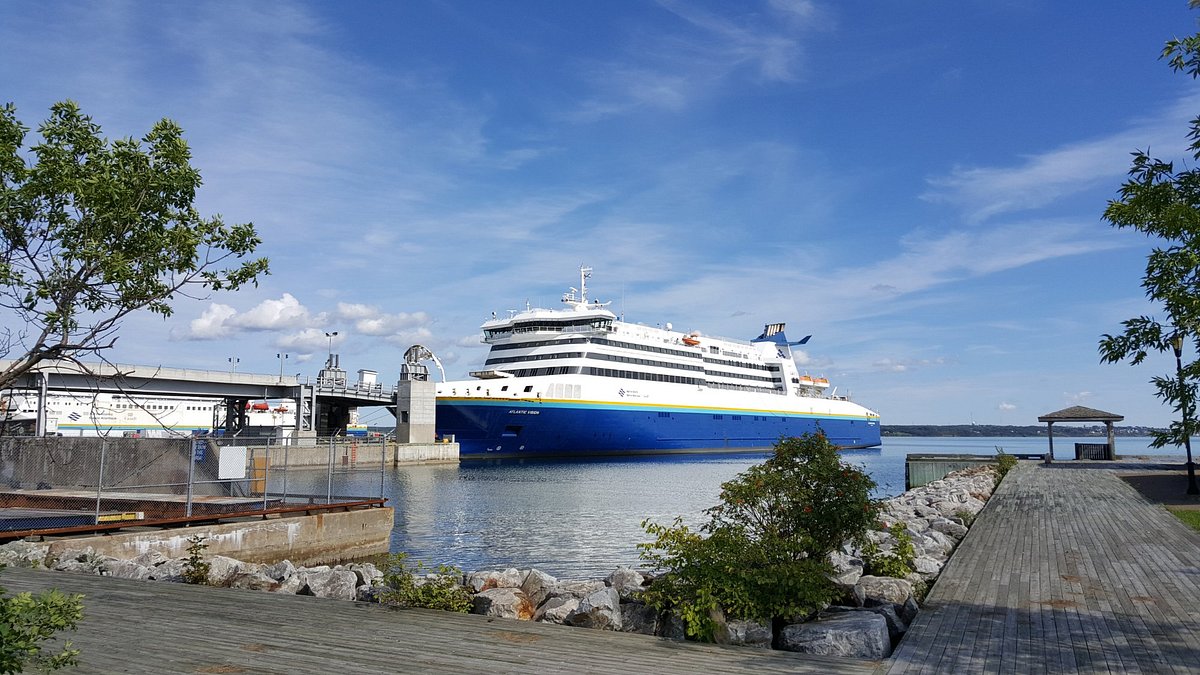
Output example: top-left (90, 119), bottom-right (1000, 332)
top-left (0, 566), bottom-right (84, 674)
top-left (995, 449), bottom-right (1018, 487)
top-left (862, 522), bottom-right (916, 578)
top-left (378, 553), bottom-right (471, 613)
top-left (638, 433), bottom-right (878, 641)
top-left (181, 535), bottom-right (211, 585)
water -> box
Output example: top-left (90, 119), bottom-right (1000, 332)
top-left (326, 436), bottom-right (1185, 578)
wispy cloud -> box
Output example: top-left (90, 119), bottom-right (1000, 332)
top-left (922, 92), bottom-right (1200, 223)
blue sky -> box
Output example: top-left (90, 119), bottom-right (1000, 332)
top-left (3, 1), bottom-right (1199, 426)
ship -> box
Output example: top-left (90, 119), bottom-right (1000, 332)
top-left (435, 267), bottom-right (881, 458)
top-left (0, 391), bottom-right (295, 438)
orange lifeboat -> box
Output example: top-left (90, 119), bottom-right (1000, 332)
top-left (813, 377), bottom-right (830, 387)
top-left (682, 336), bottom-right (700, 346)
top-left (798, 375), bottom-right (814, 386)
top-left (251, 402), bottom-right (270, 411)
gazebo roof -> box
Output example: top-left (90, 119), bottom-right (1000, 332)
top-left (1037, 405), bottom-right (1124, 423)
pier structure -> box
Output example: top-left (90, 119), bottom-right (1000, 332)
top-left (0, 356), bottom-right (398, 439)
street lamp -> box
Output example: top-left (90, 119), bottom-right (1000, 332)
top-left (277, 353), bottom-right (288, 382)
top-left (1171, 335), bottom-right (1200, 495)
top-left (228, 356), bottom-right (239, 373)
top-left (325, 331), bottom-right (338, 367)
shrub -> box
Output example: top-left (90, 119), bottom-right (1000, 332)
top-left (994, 449), bottom-right (1018, 487)
top-left (953, 508), bottom-right (976, 527)
top-left (181, 535), bottom-right (211, 585)
top-left (378, 553), bottom-right (471, 613)
top-left (638, 433), bottom-right (878, 641)
top-left (862, 523), bottom-right (916, 579)
top-left (0, 566), bottom-right (84, 674)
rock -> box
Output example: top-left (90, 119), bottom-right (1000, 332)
top-left (348, 562), bottom-right (383, 587)
top-left (132, 550), bottom-right (168, 568)
top-left (854, 575), bottom-right (914, 609)
top-left (605, 567), bottom-right (645, 600)
top-left (302, 569), bottom-right (358, 600)
top-left (921, 529), bottom-right (956, 555)
top-left (149, 558), bottom-right (186, 582)
top-left (827, 605), bottom-right (907, 644)
top-left (913, 556), bottom-right (943, 576)
top-left (779, 612), bottom-right (891, 659)
top-left (554, 579), bottom-right (607, 599)
top-left (899, 595), bottom-right (920, 624)
top-left (620, 602), bottom-right (659, 635)
top-left (534, 596), bottom-right (579, 624)
top-left (930, 518), bottom-right (969, 540)
top-left (205, 555), bottom-right (244, 586)
top-left (228, 570), bottom-right (280, 592)
top-left (0, 541), bottom-right (49, 568)
top-left (566, 587), bottom-right (622, 630)
top-left (272, 573), bottom-right (305, 595)
top-left (100, 559), bottom-right (152, 581)
top-left (265, 559), bottom-right (297, 581)
top-left (51, 547), bottom-right (95, 566)
top-left (520, 569), bottom-right (558, 608)
top-left (472, 587), bottom-right (535, 620)
top-left (662, 614), bottom-right (687, 640)
top-left (829, 551), bottom-right (864, 588)
top-left (716, 619), bottom-right (772, 648)
top-left (357, 584), bottom-right (382, 603)
top-left (466, 568), bottom-right (523, 592)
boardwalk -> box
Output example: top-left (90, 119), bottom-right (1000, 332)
top-left (1, 566), bottom-right (876, 675)
top-left (888, 463), bottom-right (1200, 674)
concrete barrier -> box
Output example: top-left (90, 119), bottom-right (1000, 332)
top-left (241, 441), bottom-right (458, 468)
top-left (46, 507), bottom-right (394, 566)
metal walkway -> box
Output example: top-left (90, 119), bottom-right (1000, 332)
top-left (886, 463), bottom-right (1200, 673)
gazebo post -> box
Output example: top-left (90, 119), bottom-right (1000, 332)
top-left (1047, 421), bottom-right (1054, 464)
top-left (1106, 421), bottom-right (1116, 460)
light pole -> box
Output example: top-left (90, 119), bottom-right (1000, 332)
top-left (228, 356), bottom-right (239, 373)
top-left (1171, 335), bottom-right (1200, 495)
top-left (277, 353), bottom-right (288, 382)
top-left (325, 331), bottom-right (338, 367)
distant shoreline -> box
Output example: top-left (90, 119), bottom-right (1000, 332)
top-left (882, 424), bottom-right (1164, 438)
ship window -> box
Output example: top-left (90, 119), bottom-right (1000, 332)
top-left (710, 346), bottom-right (719, 354)
top-left (501, 385), bottom-right (508, 391)
top-left (523, 385), bottom-right (533, 393)
top-left (733, 415), bottom-right (741, 421)
top-left (712, 414), bottom-right (723, 420)
top-left (658, 412), bottom-right (670, 418)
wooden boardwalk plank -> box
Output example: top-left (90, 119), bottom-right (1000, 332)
top-left (887, 463), bottom-right (1200, 674)
top-left (1, 567), bottom-right (879, 675)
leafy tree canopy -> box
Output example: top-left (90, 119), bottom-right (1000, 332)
top-left (0, 100), bottom-right (268, 390)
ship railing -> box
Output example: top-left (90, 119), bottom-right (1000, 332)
top-left (0, 435), bottom-right (390, 540)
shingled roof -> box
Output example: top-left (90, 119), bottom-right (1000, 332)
top-left (1037, 406), bottom-right (1124, 423)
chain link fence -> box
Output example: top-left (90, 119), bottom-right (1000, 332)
top-left (0, 435), bottom-right (389, 538)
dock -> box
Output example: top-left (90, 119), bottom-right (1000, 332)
top-left (887, 461), bottom-right (1200, 673)
top-left (0, 567), bottom-right (876, 674)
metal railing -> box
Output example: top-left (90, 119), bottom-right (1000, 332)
top-left (0, 435), bottom-right (389, 539)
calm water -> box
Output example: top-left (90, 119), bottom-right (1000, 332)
top-left (320, 436), bottom-right (1184, 578)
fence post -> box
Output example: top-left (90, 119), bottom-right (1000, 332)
top-left (326, 435), bottom-right (334, 504)
top-left (94, 439), bottom-right (107, 525)
top-left (379, 437), bottom-right (386, 500)
top-left (261, 441), bottom-right (271, 513)
top-left (282, 437), bottom-right (290, 503)
top-left (186, 437), bottom-right (198, 518)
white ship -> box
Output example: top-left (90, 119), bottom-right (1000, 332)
top-left (435, 267), bottom-right (881, 458)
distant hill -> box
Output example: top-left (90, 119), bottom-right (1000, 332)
top-left (882, 424), bottom-right (1164, 438)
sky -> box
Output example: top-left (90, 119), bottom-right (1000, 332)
top-left (3, 1), bottom-right (1200, 427)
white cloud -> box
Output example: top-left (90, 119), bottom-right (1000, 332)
top-left (232, 294), bottom-right (313, 331)
top-left (1065, 391), bottom-right (1094, 405)
top-left (276, 328), bottom-right (337, 354)
top-left (176, 303), bottom-right (236, 340)
top-left (923, 93), bottom-right (1200, 223)
top-left (998, 402), bottom-right (1017, 412)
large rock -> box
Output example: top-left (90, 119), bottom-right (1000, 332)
top-left (0, 541), bottom-right (49, 568)
top-left (132, 550), bottom-right (168, 568)
top-left (302, 569), bottom-right (358, 600)
top-left (912, 556), bottom-right (943, 576)
top-left (554, 579), bottom-right (607, 599)
top-left (534, 596), bottom-right (579, 624)
top-left (930, 518), bottom-right (969, 540)
top-left (472, 587), bottom-right (535, 620)
top-left (148, 558), bottom-right (186, 582)
top-left (605, 567), bottom-right (645, 600)
top-left (348, 562), bottom-right (383, 587)
top-left (467, 568), bottom-right (523, 592)
top-left (228, 570), bottom-right (281, 592)
top-left (566, 587), bottom-right (622, 630)
top-left (779, 612), bottom-right (891, 659)
top-left (716, 619), bottom-right (772, 648)
top-left (826, 605), bottom-right (907, 644)
top-left (100, 558), bottom-right (152, 581)
top-left (829, 551), bottom-right (864, 588)
top-left (854, 575), bottom-right (914, 609)
top-left (266, 559), bottom-right (297, 581)
top-left (520, 569), bottom-right (558, 608)
top-left (205, 555), bottom-right (244, 586)
top-left (620, 602), bottom-right (659, 635)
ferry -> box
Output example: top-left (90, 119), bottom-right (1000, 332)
top-left (0, 391), bottom-right (295, 438)
top-left (435, 267), bottom-right (881, 458)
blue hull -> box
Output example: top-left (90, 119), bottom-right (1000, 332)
top-left (436, 399), bottom-right (881, 458)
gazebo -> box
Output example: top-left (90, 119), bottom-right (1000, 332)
top-left (1038, 405), bottom-right (1124, 461)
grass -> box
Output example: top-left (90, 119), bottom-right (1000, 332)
top-left (1166, 507), bottom-right (1200, 532)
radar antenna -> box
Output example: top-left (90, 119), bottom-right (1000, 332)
top-left (402, 344), bottom-right (446, 382)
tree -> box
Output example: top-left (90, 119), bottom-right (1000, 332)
top-left (0, 100), bottom-right (268, 391)
top-left (0, 570), bottom-right (84, 674)
top-left (1099, 27), bottom-right (1200, 494)
top-left (638, 433), bottom-right (878, 641)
